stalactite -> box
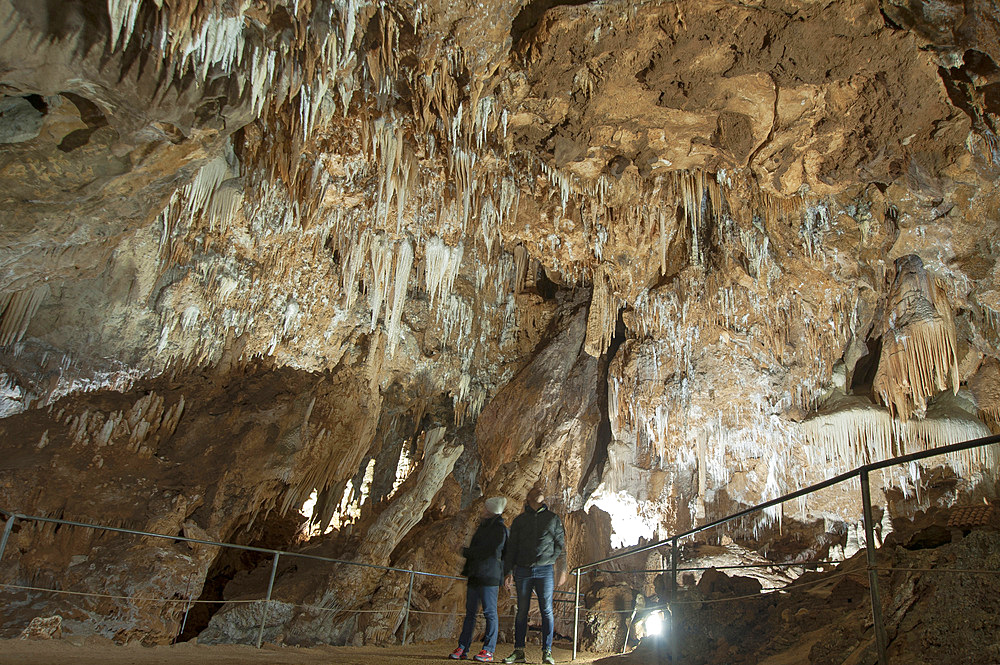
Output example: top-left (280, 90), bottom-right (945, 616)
top-left (182, 9), bottom-right (247, 80)
top-left (0, 286), bottom-right (48, 347)
top-left (386, 238), bottom-right (413, 356)
top-left (874, 255), bottom-right (960, 420)
top-left (801, 393), bottom-right (994, 482)
top-left (62, 392), bottom-right (182, 457)
top-left (584, 266), bottom-right (619, 357)
top-left (342, 228), bottom-right (371, 311)
top-left (158, 154), bottom-right (238, 268)
top-left (368, 234), bottom-right (393, 332)
top-left (800, 203), bottom-right (830, 260)
top-left (423, 236), bottom-right (463, 309)
top-left (512, 244), bottom-right (529, 293)
top-left (437, 294), bottom-right (474, 356)
top-left (107, 0), bottom-right (142, 52)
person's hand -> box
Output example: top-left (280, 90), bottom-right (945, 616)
top-left (504, 574), bottom-right (514, 591)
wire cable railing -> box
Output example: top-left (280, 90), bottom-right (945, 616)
top-left (568, 432), bottom-right (1000, 664)
top-left (2, 434), bottom-right (997, 658)
top-left (0, 507), bottom-right (464, 647)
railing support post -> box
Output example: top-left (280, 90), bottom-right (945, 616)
top-left (402, 570), bottom-right (415, 646)
top-left (572, 570), bottom-right (581, 660)
top-left (256, 553), bottom-right (280, 649)
top-left (670, 538), bottom-right (678, 663)
top-left (0, 514), bottom-right (15, 563)
top-left (860, 469), bottom-right (889, 665)
top-left (175, 571), bottom-right (195, 644)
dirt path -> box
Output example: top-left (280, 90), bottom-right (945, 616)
top-left (0, 639), bottom-right (605, 665)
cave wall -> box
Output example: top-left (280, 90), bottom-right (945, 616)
top-left (1, 0), bottom-right (999, 647)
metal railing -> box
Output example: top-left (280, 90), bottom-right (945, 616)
top-left (0, 507), bottom-right (463, 647)
top-left (569, 432), bottom-right (1000, 664)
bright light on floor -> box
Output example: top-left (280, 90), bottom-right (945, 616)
top-left (643, 611), bottom-right (664, 636)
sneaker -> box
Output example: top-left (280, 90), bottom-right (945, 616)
top-left (450, 647), bottom-right (468, 660)
top-left (473, 650), bottom-right (494, 662)
top-left (542, 649), bottom-right (555, 665)
top-left (502, 650), bottom-right (526, 664)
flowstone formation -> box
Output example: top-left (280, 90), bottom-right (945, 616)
top-left (0, 0), bottom-right (999, 651)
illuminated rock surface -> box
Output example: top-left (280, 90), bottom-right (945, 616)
top-left (0, 0), bottom-right (998, 656)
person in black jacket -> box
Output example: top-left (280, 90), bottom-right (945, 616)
top-left (450, 496), bottom-right (509, 662)
top-left (501, 487), bottom-right (566, 665)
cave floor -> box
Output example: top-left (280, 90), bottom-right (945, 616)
top-left (0, 639), bottom-right (601, 665)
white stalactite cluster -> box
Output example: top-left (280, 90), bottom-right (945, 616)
top-left (84, 0), bottom-right (1000, 546)
top-left (423, 236), bottom-right (464, 309)
top-left (801, 393), bottom-right (996, 493)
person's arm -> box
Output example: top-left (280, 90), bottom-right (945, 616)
top-left (503, 518), bottom-right (520, 577)
top-left (554, 516), bottom-right (567, 586)
top-left (552, 515), bottom-right (566, 561)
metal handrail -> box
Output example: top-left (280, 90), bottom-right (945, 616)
top-left (0, 511), bottom-right (463, 580)
top-left (0, 508), bottom-right (464, 647)
top-left (593, 560), bottom-right (841, 575)
top-left (569, 432), bottom-right (1000, 663)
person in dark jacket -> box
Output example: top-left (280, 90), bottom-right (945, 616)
top-left (450, 496), bottom-right (509, 662)
top-left (502, 487), bottom-right (566, 665)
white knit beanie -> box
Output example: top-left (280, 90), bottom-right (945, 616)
top-left (485, 496), bottom-right (507, 515)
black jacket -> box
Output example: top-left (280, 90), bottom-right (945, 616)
top-left (503, 504), bottom-right (565, 575)
top-left (462, 514), bottom-right (508, 586)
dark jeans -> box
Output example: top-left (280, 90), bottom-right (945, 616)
top-left (513, 564), bottom-right (554, 649)
top-left (459, 584), bottom-right (500, 653)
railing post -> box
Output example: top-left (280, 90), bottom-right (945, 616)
top-left (402, 570), bottom-right (415, 645)
top-left (0, 514), bottom-right (15, 563)
top-left (177, 570), bottom-right (195, 643)
top-left (860, 469), bottom-right (889, 665)
top-left (670, 538), bottom-right (678, 663)
top-left (572, 570), bottom-right (581, 660)
top-left (256, 553), bottom-right (280, 649)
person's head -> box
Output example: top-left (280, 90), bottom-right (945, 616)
top-left (483, 496), bottom-right (507, 518)
top-left (526, 487), bottom-right (545, 510)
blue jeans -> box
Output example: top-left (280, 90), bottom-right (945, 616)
top-left (459, 584), bottom-right (499, 653)
top-left (513, 564), bottom-right (554, 649)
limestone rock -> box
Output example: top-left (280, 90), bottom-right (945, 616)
top-left (0, 0), bottom-right (998, 650)
top-left (0, 96), bottom-right (44, 144)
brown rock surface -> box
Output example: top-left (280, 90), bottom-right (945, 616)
top-left (591, 527), bottom-right (1000, 664)
top-left (0, 0), bottom-right (998, 652)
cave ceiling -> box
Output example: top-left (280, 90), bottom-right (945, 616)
top-left (1, 0), bottom-right (999, 558)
